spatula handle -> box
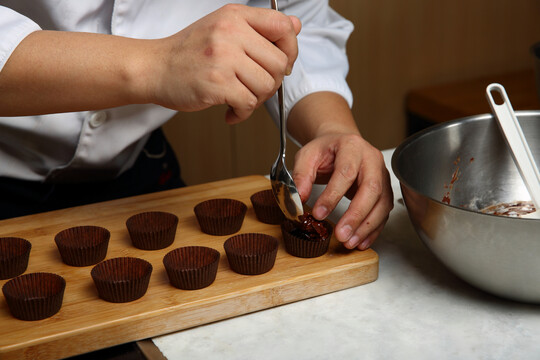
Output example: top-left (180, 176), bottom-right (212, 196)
top-left (486, 83), bottom-right (540, 210)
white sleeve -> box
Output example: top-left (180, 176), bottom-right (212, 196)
top-left (0, 6), bottom-right (42, 72)
top-left (249, 0), bottom-right (354, 131)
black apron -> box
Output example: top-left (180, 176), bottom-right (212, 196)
top-left (0, 128), bottom-right (185, 220)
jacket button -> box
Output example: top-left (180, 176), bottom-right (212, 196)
top-left (89, 111), bottom-right (107, 128)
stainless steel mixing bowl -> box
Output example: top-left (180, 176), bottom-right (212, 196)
top-left (392, 111), bottom-right (540, 303)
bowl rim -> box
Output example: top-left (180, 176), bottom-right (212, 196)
top-left (391, 110), bottom-right (540, 220)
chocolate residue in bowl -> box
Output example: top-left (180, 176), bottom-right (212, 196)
top-left (481, 201), bottom-right (536, 217)
top-left (441, 156), bottom-right (475, 205)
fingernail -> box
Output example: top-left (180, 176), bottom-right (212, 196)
top-left (346, 235), bottom-right (361, 249)
top-left (313, 206), bottom-right (329, 220)
top-left (285, 65), bottom-right (292, 76)
top-left (338, 225), bottom-right (353, 241)
top-left (359, 239), bottom-right (371, 250)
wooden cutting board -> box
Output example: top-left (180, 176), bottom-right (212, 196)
top-left (0, 175), bottom-right (378, 360)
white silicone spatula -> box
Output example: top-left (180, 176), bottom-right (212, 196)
top-left (486, 83), bottom-right (540, 219)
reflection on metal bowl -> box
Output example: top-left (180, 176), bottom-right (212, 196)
top-left (392, 111), bottom-right (540, 303)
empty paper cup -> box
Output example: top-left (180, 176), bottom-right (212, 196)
top-left (2, 272), bottom-right (66, 321)
top-left (224, 233), bottom-right (278, 275)
top-left (54, 226), bottom-right (110, 266)
top-left (126, 211), bottom-right (178, 250)
top-left (250, 189), bottom-right (285, 225)
top-left (163, 246), bottom-right (220, 290)
top-left (91, 257), bottom-right (153, 303)
top-left (0, 237), bottom-right (31, 280)
top-left (194, 199), bottom-right (247, 235)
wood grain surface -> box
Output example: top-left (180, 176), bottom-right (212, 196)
top-left (0, 175), bottom-right (378, 360)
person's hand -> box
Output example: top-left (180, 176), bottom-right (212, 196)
top-left (0, 4), bottom-right (300, 117)
top-left (287, 92), bottom-right (393, 251)
top-left (293, 133), bottom-right (394, 250)
top-left (150, 4), bottom-right (302, 123)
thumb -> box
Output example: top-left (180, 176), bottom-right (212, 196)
top-left (288, 16), bottom-right (302, 35)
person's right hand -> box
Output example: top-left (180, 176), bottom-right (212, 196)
top-left (0, 4), bottom-right (300, 117)
top-left (148, 4), bottom-right (302, 124)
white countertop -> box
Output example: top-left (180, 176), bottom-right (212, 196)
top-left (153, 149), bottom-right (540, 360)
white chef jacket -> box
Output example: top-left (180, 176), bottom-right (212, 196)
top-left (0, 0), bottom-right (353, 182)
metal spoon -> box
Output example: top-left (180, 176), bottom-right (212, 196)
top-left (486, 83), bottom-right (540, 219)
top-left (269, 0), bottom-right (304, 221)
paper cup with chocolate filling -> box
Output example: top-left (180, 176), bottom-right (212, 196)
top-left (281, 215), bottom-right (333, 258)
top-left (163, 246), bottom-right (220, 290)
top-left (194, 199), bottom-right (247, 235)
top-left (2, 272), bottom-right (66, 321)
top-left (54, 226), bottom-right (110, 267)
top-left (224, 233), bottom-right (278, 275)
top-left (0, 237), bottom-right (31, 280)
top-left (250, 189), bottom-right (285, 225)
top-left (91, 257), bottom-right (153, 303)
top-left (126, 211), bottom-right (178, 250)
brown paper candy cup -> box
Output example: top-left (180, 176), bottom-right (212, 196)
top-left (54, 226), bottom-right (110, 267)
top-left (2, 272), bottom-right (66, 321)
top-left (163, 246), bottom-right (220, 290)
top-left (91, 257), bottom-right (153, 303)
top-left (281, 220), bottom-right (333, 258)
top-left (250, 189), bottom-right (285, 225)
top-left (0, 237), bottom-right (31, 280)
top-left (126, 211), bottom-right (178, 250)
top-left (194, 199), bottom-right (247, 235)
top-left (224, 233), bottom-right (278, 275)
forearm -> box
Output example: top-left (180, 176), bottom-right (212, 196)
top-left (287, 91), bottom-right (360, 145)
top-left (0, 30), bottom-right (155, 116)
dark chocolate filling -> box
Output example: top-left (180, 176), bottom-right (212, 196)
top-left (290, 213), bottom-right (328, 241)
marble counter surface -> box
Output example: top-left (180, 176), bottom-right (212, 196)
top-left (153, 149), bottom-right (540, 360)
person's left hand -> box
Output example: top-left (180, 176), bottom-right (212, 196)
top-left (292, 132), bottom-right (394, 250)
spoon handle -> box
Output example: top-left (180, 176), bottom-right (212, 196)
top-left (271, 0), bottom-right (286, 157)
top-left (277, 83), bottom-right (286, 158)
top-left (486, 83), bottom-right (540, 210)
